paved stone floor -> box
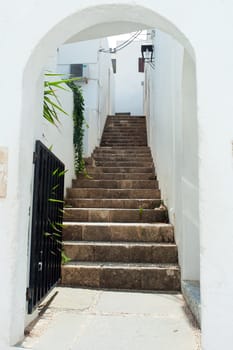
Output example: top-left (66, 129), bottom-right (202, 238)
top-left (20, 287), bottom-right (201, 350)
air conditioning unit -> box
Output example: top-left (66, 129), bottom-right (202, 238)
top-left (70, 64), bottom-right (89, 79)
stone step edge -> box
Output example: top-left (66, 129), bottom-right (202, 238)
top-left (64, 197), bottom-right (162, 209)
top-left (63, 261), bottom-right (179, 269)
top-left (76, 175), bottom-right (156, 179)
top-left (62, 222), bottom-right (174, 242)
top-left (64, 208), bottom-right (165, 212)
top-left (65, 198), bottom-right (160, 200)
top-left (67, 188), bottom-right (158, 192)
top-left (63, 241), bottom-right (177, 247)
top-left (72, 180), bottom-right (157, 183)
top-left (77, 173), bottom-right (156, 176)
top-left (63, 208), bottom-right (167, 222)
top-left (64, 207), bottom-right (167, 216)
top-left (63, 222), bottom-right (172, 227)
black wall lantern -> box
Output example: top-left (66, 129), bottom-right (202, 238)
top-left (141, 44), bottom-right (154, 62)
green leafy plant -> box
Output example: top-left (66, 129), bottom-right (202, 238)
top-left (43, 74), bottom-right (86, 174)
top-left (66, 81), bottom-right (86, 174)
top-left (44, 73), bottom-right (70, 126)
top-left (61, 251), bottom-right (71, 264)
top-left (139, 207), bottom-right (144, 218)
top-left (43, 73), bottom-right (81, 125)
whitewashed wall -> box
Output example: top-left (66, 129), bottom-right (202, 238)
top-left (40, 86), bottom-right (75, 191)
top-left (115, 40), bottom-right (144, 115)
top-left (98, 39), bottom-right (115, 133)
top-left (38, 54), bottom-right (75, 191)
top-left (145, 30), bottom-right (199, 281)
top-left (57, 38), bottom-right (115, 156)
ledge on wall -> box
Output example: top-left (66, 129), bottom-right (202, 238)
top-left (182, 280), bottom-right (201, 327)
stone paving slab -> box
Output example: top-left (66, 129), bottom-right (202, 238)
top-left (21, 287), bottom-right (200, 350)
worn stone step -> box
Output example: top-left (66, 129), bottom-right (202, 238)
top-left (76, 173), bottom-right (156, 180)
top-left (101, 140), bottom-right (147, 144)
top-left (106, 122), bottom-right (146, 126)
top-left (106, 129), bottom-right (146, 131)
top-left (102, 135), bottom-right (146, 137)
top-left (106, 120), bottom-right (146, 123)
top-left (93, 157), bottom-right (153, 163)
top-left (92, 147), bottom-right (152, 158)
top-left (101, 141), bottom-right (147, 144)
top-left (94, 161), bottom-right (153, 167)
top-left (62, 222), bottom-right (174, 243)
top-left (102, 138), bottom-right (147, 142)
top-left (95, 146), bottom-right (150, 151)
top-left (103, 133), bottom-right (146, 137)
top-left (94, 147), bottom-right (151, 151)
top-left (69, 197), bottom-right (159, 207)
top-left (106, 125), bottom-right (146, 128)
top-left (105, 120), bottom-right (146, 123)
top-left (104, 127), bottom-right (146, 129)
top-left (85, 166), bottom-right (155, 174)
top-left (107, 118), bottom-right (146, 120)
top-left (94, 148), bottom-right (150, 153)
top-left (103, 131), bottom-right (146, 133)
top-left (104, 125), bottom-right (146, 128)
top-left (105, 128), bottom-right (146, 131)
top-left (63, 242), bottom-right (178, 264)
top-left (72, 179), bottom-right (158, 189)
top-left (67, 188), bottom-right (160, 199)
top-left (102, 132), bottom-right (146, 135)
top-left (107, 116), bottom-right (145, 118)
top-left (105, 119), bottom-right (146, 121)
top-left (100, 145), bottom-right (148, 148)
top-left (93, 155), bottom-right (152, 160)
top-left (63, 208), bottom-right (167, 223)
top-left (102, 136), bottom-right (147, 140)
top-left (101, 139), bottom-right (147, 142)
top-left (102, 131), bottom-right (146, 134)
top-left (104, 129), bottom-right (146, 132)
top-left (61, 262), bottom-right (180, 291)
top-left (105, 122), bottom-right (146, 125)
top-left (103, 132), bottom-right (147, 136)
top-left (93, 155), bottom-right (152, 159)
top-left (100, 143), bottom-right (148, 147)
top-left (65, 198), bottom-right (161, 209)
top-left (104, 131), bottom-right (146, 134)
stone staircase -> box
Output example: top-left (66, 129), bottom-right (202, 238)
top-left (62, 115), bottom-right (180, 291)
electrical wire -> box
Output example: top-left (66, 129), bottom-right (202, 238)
top-left (113, 31), bottom-right (142, 51)
top-left (100, 31), bottom-right (141, 53)
top-left (99, 31), bottom-right (142, 54)
top-left (98, 30), bottom-right (156, 70)
top-left (147, 61), bottom-right (155, 70)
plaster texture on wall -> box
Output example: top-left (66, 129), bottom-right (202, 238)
top-left (0, 147), bottom-right (8, 198)
top-left (145, 31), bottom-right (199, 281)
top-left (115, 40), bottom-right (144, 115)
top-left (0, 1), bottom-right (233, 349)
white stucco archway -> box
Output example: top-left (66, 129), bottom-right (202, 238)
top-left (1, 1), bottom-right (233, 349)
top-left (19, 2), bottom-right (199, 333)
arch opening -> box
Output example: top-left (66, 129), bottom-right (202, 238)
top-left (11, 2), bottom-right (200, 345)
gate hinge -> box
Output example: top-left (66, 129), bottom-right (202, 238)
top-left (26, 287), bottom-right (32, 301)
top-left (33, 152), bottom-right (38, 164)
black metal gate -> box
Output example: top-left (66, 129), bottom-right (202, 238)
top-left (27, 140), bottom-right (65, 313)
